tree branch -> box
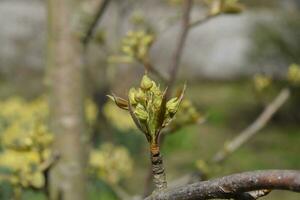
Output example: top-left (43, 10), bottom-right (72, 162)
top-left (143, 58), bottom-right (168, 83)
top-left (166, 0), bottom-right (193, 97)
top-left (189, 13), bottom-right (221, 28)
top-left (82, 0), bottom-right (111, 46)
top-left (145, 170), bottom-right (300, 200)
top-left (213, 88), bottom-right (291, 163)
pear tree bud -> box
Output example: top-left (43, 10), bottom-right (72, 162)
top-left (134, 104), bottom-right (148, 121)
top-left (129, 88), bottom-right (138, 105)
top-left (166, 97), bottom-right (180, 114)
top-left (140, 75), bottom-right (153, 91)
top-left (135, 88), bottom-right (146, 103)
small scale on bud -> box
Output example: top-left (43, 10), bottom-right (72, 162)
top-left (107, 94), bottom-right (129, 110)
top-left (134, 104), bottom-right (148, 121)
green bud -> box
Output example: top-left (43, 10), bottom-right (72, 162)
top-left (166, 97), bottom-right (180, 114)
top-left (140, 75), bottom-right (153, 91)
top-left (134, 104), bottom-right (148, 121)
top-left (153, 97), bottom-right (162, 109)
top-left (150, 81), bottom-right (161, 96)
top-left (135, 88), bottom-right (146, 103)
top-left (128, 88), bottom-right (138, 105)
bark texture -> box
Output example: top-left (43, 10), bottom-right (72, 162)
top-left (145, 170), bottom-right (300, 200)
top-left (47, 0), bottom-right (87, 199)
top-left (150, 145), bottom-right (167, 191)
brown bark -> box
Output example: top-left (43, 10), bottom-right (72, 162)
top-left (145, 170), bottom-right (300, 200)
top-left (47, 0), bottom-right (87, 199)
top-left (150, 144), bottom-right (167, 191)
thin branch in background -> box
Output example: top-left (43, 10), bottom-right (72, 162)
top-left (143, 59), bottom-right (168, 83)
top-left (189, 13), bottom-right (221, 28)
top-left (82, 0), bottom-right (111, 46)
top-left (166, 0), bottom-right (193, 98)
top-left (156, 88), bottom-right (291, 192)
top-left (109, 183), bottom-right (132, 200)
top-left (39, 152), bottom-right (60, 171)
top-left (213, 88), bottom-right (291, 164)
top-left (145, 170), bottom-right (300, 200)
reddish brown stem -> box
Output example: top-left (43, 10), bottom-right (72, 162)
top-left (150, 144), bottom-right (167, 191)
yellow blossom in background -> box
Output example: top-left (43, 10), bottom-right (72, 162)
top-left (168, 99), bottom-right (204, 132)
top-left (85, 99), bottom-right (98, 126)
top-left (103, 101), bottom-right (135, 131)
top-left (253, 74), bottom-right (272, 92)
top-left (108, 30), bottom-right (154, 65)
top-left (0, 150), bottom-right (45, 188)
top-left (89, 143), bottom-right (133, 184)
top-left (287, 63), bottom-right (300, 85)
top-left (0, 96), bottom-right (98, 189)
top-left (0, 150), bottom-right (40, 171)
top-left (206, 0), bottom-right (244, 16)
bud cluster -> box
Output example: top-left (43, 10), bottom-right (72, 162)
top-left (121, 31), bottom-right (154, 62)
top-left (108, 74), bottom-right (185, 145)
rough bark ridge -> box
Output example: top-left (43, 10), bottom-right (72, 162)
top-left (47, 0), bottom-right (87, 199)
top-left (150, 145), bottom-right (167, 191)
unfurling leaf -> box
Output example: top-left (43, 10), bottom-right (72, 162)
top-left (107, 94), bottom-right (129, 110)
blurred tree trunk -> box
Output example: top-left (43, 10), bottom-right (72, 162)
top-left (47, 0), bottom-right (87, 200)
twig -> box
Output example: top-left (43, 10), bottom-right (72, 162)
top-left (39, 152), bottom-right (60, 171)
top-left (150, 144), bottom-right (168, 191)
top-left (82, 0), bottom-right (111, 46)
top-left (145, 170), bottom-right (300, 200)
top-left (142, 0), bottom-right (193, 194)
top-left (153, 88), bottom-right (290, 196)
top-left (189, 13), bottom-right (221, 28)
top-left (213, 88), bottom-right (291, 164)
top-left (143, 58), bottom-right (168, 83)
top-left (166, 0), bottom-right (193, 98)
top-left (109, 183), bottom-right (132, 200)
